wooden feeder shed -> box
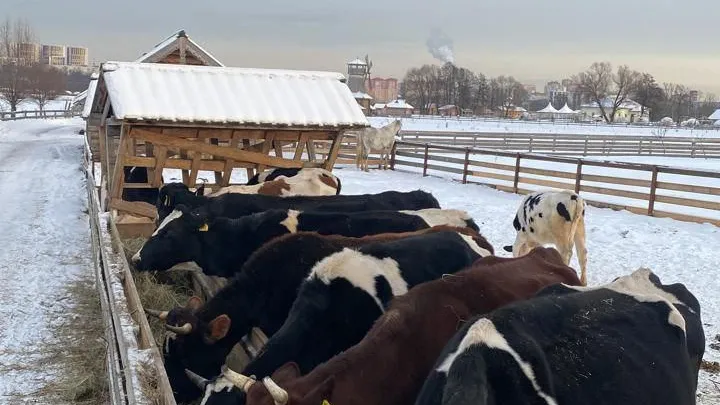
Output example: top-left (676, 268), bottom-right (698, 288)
top-left (94, 61), bottom-right (369, 236)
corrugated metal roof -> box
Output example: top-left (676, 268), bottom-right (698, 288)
top-left (101, 61), bottom-right (370, 128)
top-left (81, 77), bottom-right (98, 118)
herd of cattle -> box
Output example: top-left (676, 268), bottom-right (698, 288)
top-left (124, 166), bottom-right (705, 405)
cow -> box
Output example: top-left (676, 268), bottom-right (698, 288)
top-left (246, 168), bottom-right (304, 185)
top-left (122, 166), bottom-right (162, 205)
top-left (415, 268), bottom-right (704, 405)
top-left (205, 247), bottom-right (581, 405)
top-left (155, 184), bottom-right (440, 224)
top-left (132, 205), bottom-right (479, 275)
top-left (233, 230), bottom-right (492, 381)
top-left (200, 168), bottom-right (341, 197)
top-left (356, 119), bottom-right (402, 171)
top-left (502, 189), bottom-right (588, 285)
top-left (148, 226), bottom-right (492, 403)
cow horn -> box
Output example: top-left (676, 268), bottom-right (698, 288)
top-left (145, 308), bottom-right (169, 320)
top-left (184, 369), bottom-right (208, 389)
top-left (225, 367), bottom-right (256, 392)
top-left (262, 377), bottom-right (288, 405)
top-left (165, 322), bottom-right (192, 335)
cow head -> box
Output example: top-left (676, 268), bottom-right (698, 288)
top-left (147, 296), bottom-right (234, 402)
top-left (132, 204), bottom-right (208, 271)
top-left (156, 182), bottom-right (205, 224)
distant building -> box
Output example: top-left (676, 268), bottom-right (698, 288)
top-left (16, 43), bottom-right (40, 64)
top-left (366, 77), bottom-right (399, 103)
top-left (352, 91), bottom-right (373, 114)
top-left (6, 42), bottom-right (89, 67)
top-left (66, 46), bottom-right (89, 67)
top-left (579, 97), bottom-right (649, 123)
top-left (523, 83), bottom-right (537, 94)
top-left (377, 97), bottom-right (414, 116)
top-left (347, 58), bottom-right (368, 93)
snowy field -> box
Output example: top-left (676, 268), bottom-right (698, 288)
top-left (369, 115), bottom-right (720, 138)
top-left (0, 96), bottom-right (74, 113)
top-left (0, 118), bottom-right (96, 402)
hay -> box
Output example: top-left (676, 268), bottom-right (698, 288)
top-left (39, 279), bottom-right (110, 404)
top-left (122, 237), bottom-right (195, 348)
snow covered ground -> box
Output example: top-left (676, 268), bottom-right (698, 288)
top-left (0, 118), bottom-right (95, 402)
top-left (0, 96), bottom-right (74, 113)
top-left (369, 116), bottom-right (720, 138)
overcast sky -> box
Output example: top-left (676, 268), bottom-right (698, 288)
top-left (6, 0), bottom-right (720, 93)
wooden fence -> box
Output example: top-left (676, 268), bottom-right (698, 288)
top-left (397, 131), bottom-right (720, 158)
top-left (390, 141), bottom-right (720, 227)
top-left (1, 109), bottom-right (81, 121)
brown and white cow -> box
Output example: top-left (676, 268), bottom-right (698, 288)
top-left (199, 168), bottom-right (341, 197)
top-left (503, 189), bottom-right (588, 285)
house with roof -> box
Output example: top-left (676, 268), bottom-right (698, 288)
top-left (352, 91), bottom-right (374, 113)
top-left (380, 98), bottom-right (414, 116)
top-left (579, 97), bottom-right (649, 123)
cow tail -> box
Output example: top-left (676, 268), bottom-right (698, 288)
top-left (567, 194), bottom-right (584, 246)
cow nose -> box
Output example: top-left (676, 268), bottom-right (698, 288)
top-left (131, 251), bottom-right (141, 264)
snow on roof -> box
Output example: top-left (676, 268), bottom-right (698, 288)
top-left (581, 97), bottom-right (644, 111)
top-left (438, 104), bottom-right (456, 110)
top-left (135, 30), bottom-right (224, 67)
top-left (709, 109), bottom-right (720, 120)
top-left (348, 58), bottom-right (367, 65)
top-left (100, 61), bottom-right (369, 128)
top-left (385, 99), bottom-right (414, 109)
top-left (352, 92), bottom-right (373, 100)
top-left (557, 103), bottom-right (578, 114)
top-left (372, 103), bottom-right (386, 110)
top-left (81, 76), bottom-right (99, 118)
top-left (536, 102), bottom-right (559, 113)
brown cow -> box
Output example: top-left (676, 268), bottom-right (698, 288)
top-left (238, 247), bottom-right (582, 405)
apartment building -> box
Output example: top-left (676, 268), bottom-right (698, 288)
top-left (4, 42), bottom-right (89, 67)
top-left (366, 77), bottom-right (399, 103)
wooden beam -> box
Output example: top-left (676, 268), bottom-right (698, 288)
top-left (323, 133), bottom-right (344, 170)
top-left (109, 125), bottom-right (130, 201)
top-left (294, 133), bottom-right (309, 161)
top-left (130, 128), bottom-right (309, 169)
top-left (257, 132), bottom-right (276, 173)
top-left (152, 146), bottom-right (167, 187)
top-left (222, 133), bottom-right (241, 186)
top-left (109, 198), bottom-right (158, 219)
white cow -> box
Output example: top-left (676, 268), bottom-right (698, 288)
top-left (198, 168), bottom-right (341, 197)
top-left (356, 119), bottom-right (402, 172)
top-left (503, 189), bottom-right (588, 285)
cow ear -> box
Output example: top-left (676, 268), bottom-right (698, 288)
top-left (270, 362), bottom-right (301, 384)
top-left (205, 314), bottom-right (231, 342)
top-left (195, 184), bottom-right (205, 196)
top-left (187, 296), bottom-right (203, 311)
top-left (198, 223), bottom-right (209, 232)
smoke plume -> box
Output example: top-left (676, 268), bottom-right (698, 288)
top-left (426, 29), bottom-right (455, 64)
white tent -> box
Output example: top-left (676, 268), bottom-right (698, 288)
top-left (557, 103), bottom-right (578, 115)
top-left (708, 109), bottom-right (720, 120)
top-left (536, 102), bottom-right (559, 114)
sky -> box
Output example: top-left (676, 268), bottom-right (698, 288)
top-left (5, 0), bottom-right (720, 93)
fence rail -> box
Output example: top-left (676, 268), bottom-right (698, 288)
top-left (398, 130), bottom-right (720, 158)
top-left (1, 109), bottom-right (81, 121)
top-left (389, 140), bottom-right (720, 227)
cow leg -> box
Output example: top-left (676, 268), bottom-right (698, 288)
top-left (574, 217), bottom-right (589, 285)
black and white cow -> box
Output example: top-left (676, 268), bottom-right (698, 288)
top-left (133, 205), bottom-right (476, 276)
top-left (122, 166), bottom-right (162, 205)
top-left (415, 268), bottom-right (704, 405)
top-left (155, 183), bottom-right (440, 224)
top-left (503, 189), bottom-right (588, 285)
top-left (205, 168), bottom-right (341, 197)
top-left (246, 168), bottom-right (304, 185)
top-left (150, 226), bottom-right (492, 403)
top-left (212, 230), bottom-right (492, 394)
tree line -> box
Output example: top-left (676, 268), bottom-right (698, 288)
top-left (0, 18), bottom-right (92, 112)
top-left (402, 61), bottom-right (718, 123)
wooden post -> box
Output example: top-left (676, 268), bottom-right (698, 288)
top-left (639, 139), bottom-right (643, 155)
top-left (574, 160), bottom-right (583, 193)
top-left (389, 141), bottom-right (398, 170)
top-left (648, 165), bottom-right (659, 216)
top-left (462, 148), bottom-right (470, 184)
top-left (513, 153), bottom-right (521, 194)
top-left (422, 144), bottom-right (429, 177)
top-left (691, 139), bottom-right (696, 157)
top-left (583, 137), bottom-right (589, 155)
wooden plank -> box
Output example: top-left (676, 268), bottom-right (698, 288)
top-left (468, 170), bottom-right (515, 182)
top-left (652, 209), bottom-right (720, 226)
top-left (188, 150), bottom-right (203, 188)
top-left (654, 194), bottom-right (720, 211)
top-left (519, 166), bottom-right (576, 180)
top-left (221, 133), bottom-right (241, 186)
top-left (293, 133), bottom-right (309, 161)
top-left (109, 126), bottom-right (129, 200)
top-left (656, 181), bottom-right (720, 197)
top-left (581, 173), bottom-right (651, 188)
top-left (152, 146), bottom-right (168, 187)
top-left (513, 154), bottom-right (521, 193)
top-left (518, 176), bottom-right (576, 190)
top-left (323, 133), bottom-right (344, 170)
top-left (131, 128), bottom-right (311, 169)
top-left (109, 198), bottom-right (158, 219)
top-left (580, 184), bottom-right (650, 201)
top-left (648, 166), bottom-right (659, 215)
top-left (257, 132), bottom-right (275, 173)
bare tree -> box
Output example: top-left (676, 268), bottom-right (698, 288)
top-left (28, 64), bottom-right (64, 111)
top-left (0, 17), bottom-right (35, 63)
top-left (403, 64), bottom-right (442, 115)
top-left (662, 83), bottom-right (692, 121)
top-left (633, 73), bottom-right (665, 119)
top-left (572, 62), bottom-right (612, 121)
top-left (0, 62), bottom-right (31, 112)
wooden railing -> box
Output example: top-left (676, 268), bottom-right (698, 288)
top-left (390, 141), bottom-right (720, 227)
top-left (397, 131), bottom-right (720, 158)
top-left (1, 109), bottom-right (81, 121)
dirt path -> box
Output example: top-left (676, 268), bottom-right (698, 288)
top-left (0, 120), bottom-right (98, 403)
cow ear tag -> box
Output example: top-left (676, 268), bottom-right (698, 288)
top-left (322, 400), bottom-right (331, 405)
top-left (198, 223), bottom-right (209, 232)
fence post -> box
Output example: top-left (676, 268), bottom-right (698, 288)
top-left (389, 141), bottom-right (398, 170)
top-left (513, 153), bottom-right (521, 194)
top-left (639, 139), bottom-right (643, 155)
top-left (690, 139), bottom-right (696, 157)
top-left (422, 144), bottom-right (429, 177)
top-left (574, 160), bottom-right (583, 193)
top-left (462, 148), bottom-right (470, 184)
top-left (648, 165), bottom-right (659, 216)
top-left (583, 137), bottom-right (589, 156)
